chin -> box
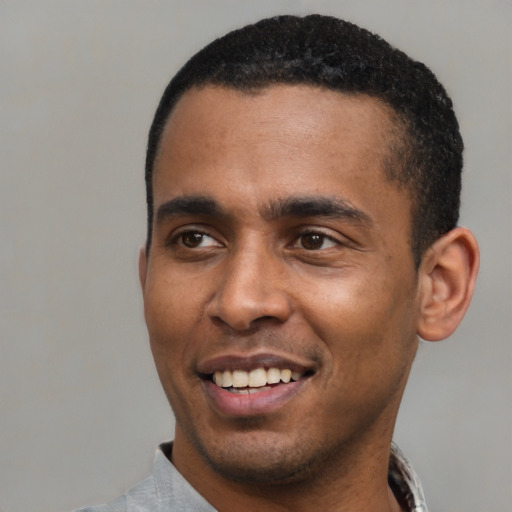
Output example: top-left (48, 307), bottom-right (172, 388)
top-left (194, 430), bottom-right (329, 485)
top-left (206, 452), bottom-right (315, 485)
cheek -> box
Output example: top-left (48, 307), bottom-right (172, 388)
top-left (144, 288), bottom-right (203, 418)
top-left (144, 265), bottom-right (198, 335)
top-left (143, 281), bottom-right (190, 377)
top-left (301, 267), bottom-right (418, 369)
top-left (302, 275), bottom-right (418, 434)
top-left (143, 264), bottom-right (217, 379)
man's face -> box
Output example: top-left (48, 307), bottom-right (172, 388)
top-left (141, 85), bottom-right (422, 483)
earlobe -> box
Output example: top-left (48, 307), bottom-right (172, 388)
top-left (138, 246), bottom-right (148, 291)
top-left (417, 227), bottom-right (479, 341)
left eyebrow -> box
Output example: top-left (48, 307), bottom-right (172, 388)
top-left (262, 196), bottom-right (372, 225)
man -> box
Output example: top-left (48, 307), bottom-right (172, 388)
top-left (78, 14), bottom-right (478, 512)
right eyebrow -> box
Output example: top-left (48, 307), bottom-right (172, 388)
top-left (155, 195), bottom-right (221, 223)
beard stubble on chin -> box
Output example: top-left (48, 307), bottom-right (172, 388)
top-left (181, 416), bottom-right (357, 489)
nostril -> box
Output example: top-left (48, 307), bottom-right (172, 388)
top-left (257, 315), bottom-right (277, 322)
top-left (253, 314), bottom-right (282, 324)
top-left (209, 315), bottom-right (259, 334)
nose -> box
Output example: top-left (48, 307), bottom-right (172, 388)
top-left (207, 242), bottom-right (293, 332)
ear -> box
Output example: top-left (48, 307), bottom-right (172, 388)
top-left (417, 227), bottom-right (479, 341)
top-left (138, 246), bottom-right (148, 292)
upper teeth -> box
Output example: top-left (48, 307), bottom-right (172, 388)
top-left (213, 368), bottom-right (302, 388)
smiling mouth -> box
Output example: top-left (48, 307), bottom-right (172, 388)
top-left (209, 367), bottom-right (310, 394)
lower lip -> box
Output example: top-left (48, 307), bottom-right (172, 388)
top-left (203, 379), bottom-right (306, 417)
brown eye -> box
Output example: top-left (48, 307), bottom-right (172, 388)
top-left (181, 232), bottom-right (206, 248)
top-left (179, 231), bottom-right (221, 249)
top-left (300, 233), bottom-right (325, 250)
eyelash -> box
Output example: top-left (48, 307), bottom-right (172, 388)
top-left (170, 229), bottom-right (222, 249)
top-left (292, 230), bottom-right (340, 250)
top-left (168, 227), bottom-right (343, 252)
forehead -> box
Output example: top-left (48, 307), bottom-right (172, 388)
top-left (158, 84), bottom-right (397, 158)
top-left (153, 84), bottom-right (407, 216)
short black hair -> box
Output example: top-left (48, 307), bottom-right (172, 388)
top-left (145, 14), bottom-right (463, 266)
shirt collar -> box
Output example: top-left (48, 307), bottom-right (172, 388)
top-left (388, 442), bottom-right (429, 512)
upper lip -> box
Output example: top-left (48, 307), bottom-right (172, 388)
top-left (197, 351), bottom-right (317, 377)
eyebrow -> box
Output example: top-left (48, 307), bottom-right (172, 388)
top-left (156, 195), bottom-right (221, 223)
top-left (263, 196), bottom-right (372, 225)
top-left (155, 194), bottom-right (372, 226)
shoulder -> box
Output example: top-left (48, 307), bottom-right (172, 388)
top-left (73, 442), bottom-right (216, 512)
top-left (74, 475), bottom-right (155, 512)
top-left (74, 495), bottom-right (126, 512)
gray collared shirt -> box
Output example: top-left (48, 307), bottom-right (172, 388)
top-left (76, 442), bottom-right (428, 512)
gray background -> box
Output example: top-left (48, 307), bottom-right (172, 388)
top-left (1, 1), bottom-right (510, 511)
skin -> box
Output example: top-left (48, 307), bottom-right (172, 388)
top-left (139, 85), bottom-right (478, 511)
